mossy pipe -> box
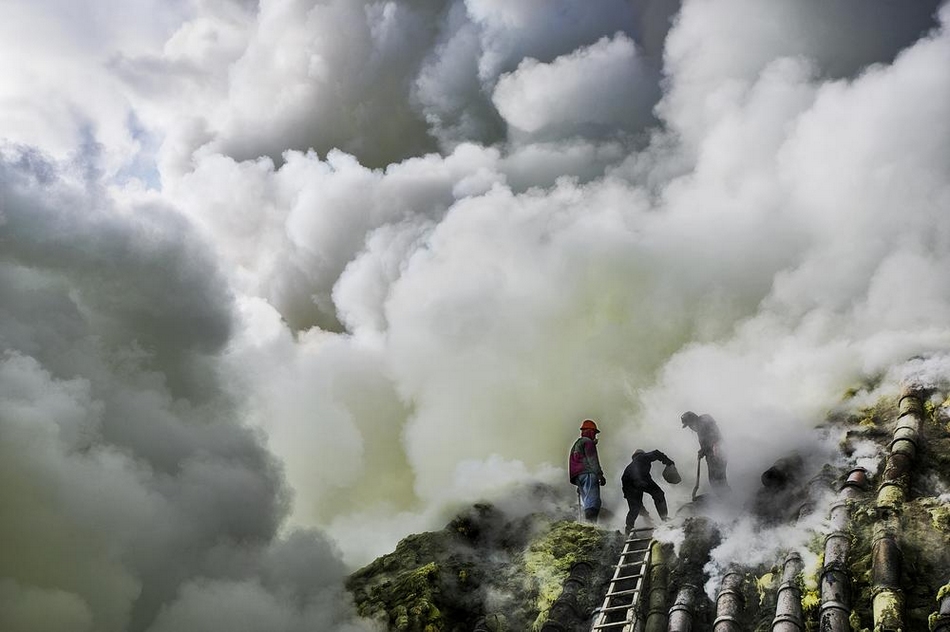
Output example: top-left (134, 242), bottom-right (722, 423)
top-left (645, 541), bottom-right (671, 632)
top-left (871, 520), bottom-right (903, 632)
top-left (771, 552), bottom-right (804, 631)
top-left (894, 411), bottom-right (922, 431)
top-left (876, 390), bottom-right (922, 511)
top-left (820, 503), bottom-right (850, 623)
top-left (819, 467), bottom-right (869, 632)
top-left (541, 561), bottom-right (594, 630)
top-left (889, 436), bottom-right (918, 458)
top-left (890, 422), bottom-right (921, 451)
top-left (668, 584), bottom-right (697, 632)
top-left (872, 589), bottom-right (903, 632)
top-left (713, 569), bottom-right (744, 632)
top-left (842, 467), bottom-right (869, 493)
top-left (870, 388), bottom-right (918, 630)
top-left (871, 535), bottom-right (901, 589)
top-left (897, 391), bottom-right (922, 416)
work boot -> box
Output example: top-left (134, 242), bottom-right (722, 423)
top-left (584, 507), bottom-right (599, 523)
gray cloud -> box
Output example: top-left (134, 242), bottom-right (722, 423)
top-left (0, 145), bottom-right (373, 630)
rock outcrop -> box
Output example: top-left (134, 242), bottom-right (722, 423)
top-left (347, 493), bottom-right (622, 631)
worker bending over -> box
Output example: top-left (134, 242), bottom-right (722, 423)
top-left (621, 449), bottom-right (674, 533)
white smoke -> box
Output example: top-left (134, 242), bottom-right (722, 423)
top-left (2, 0), bottom-right (950, 629)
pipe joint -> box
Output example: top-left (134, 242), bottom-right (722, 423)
top-left (824, 530), bottom-right (850, 545)
top-left (820, 565), bottom-right (849, 581)
top-left (889, 436), bottom-right (918, 457)
top-left (772, 613), bottom-right (804, 627)
top-left (897, 393), bottom-right (922, 414)
top-left (876, 483), bottom-right (906, 510)
top-left (871, 585), bottom-right (904, 598)
top-left (829, 499), bottom-right (851, 513)
top-left (839, 467), bottom-right (869, 491)
top-left (819, 599), bottom-right (849, 615)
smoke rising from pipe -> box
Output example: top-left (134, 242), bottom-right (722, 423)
top-left (1, 0), bottom-right (950, 628)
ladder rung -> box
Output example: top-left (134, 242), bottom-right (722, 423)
top-left (613, 573), bottom-right (644, 581)
top-left (606, 587), bottom-right (642, 597)
top-left (600, 603), bottom-right (637, 613)
top-left (592, 620), bottom-right (632, 630)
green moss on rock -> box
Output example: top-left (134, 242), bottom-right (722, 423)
top-left (347, 499), bottom-right (619, 631)
top-left (521, 521), bottom-right (607, 629)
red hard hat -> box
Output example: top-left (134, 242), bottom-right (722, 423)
top-left (580, 419), bottom-right (600, 433)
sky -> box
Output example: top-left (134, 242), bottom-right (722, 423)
top-left (2, 1), bottom-right (950, 630)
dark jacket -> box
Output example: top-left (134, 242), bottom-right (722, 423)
top-left (621, 450), bottom-right (673, 496)
top-left (692, 414), bottom-right (722, 457)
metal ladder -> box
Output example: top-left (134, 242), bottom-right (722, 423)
top-left (590, 527), bottom-right (655, 632)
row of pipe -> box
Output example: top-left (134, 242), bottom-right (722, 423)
top-left (710, 462), bottom-right (868, 631)
top-left (627, 386), bottom-right (931, 632)
top-left (667, 517), bottom-right (719, 631)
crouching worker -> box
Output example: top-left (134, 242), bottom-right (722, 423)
top-left (621, 449), bottom-right (674, 533)
top-left (569, 419), bottom-right (607, 523)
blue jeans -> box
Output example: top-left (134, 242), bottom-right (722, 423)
top-left (576, 472), bottom-right (602, 514)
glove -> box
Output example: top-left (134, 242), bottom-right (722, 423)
top-left (598, 475), bottom-right (607, 486)
top-left (697, 449), bottom-right (705, 459)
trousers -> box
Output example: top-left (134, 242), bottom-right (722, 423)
top-left (624, 480), bottom-right (667, 531)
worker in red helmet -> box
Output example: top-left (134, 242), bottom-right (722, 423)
top-left (569, 419), bottom-right (607, 523)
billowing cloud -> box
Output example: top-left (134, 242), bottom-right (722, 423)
top-left (493, 33), bottom-right (660, 139)
top-left (1, 0), bottom-right (950, 628)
